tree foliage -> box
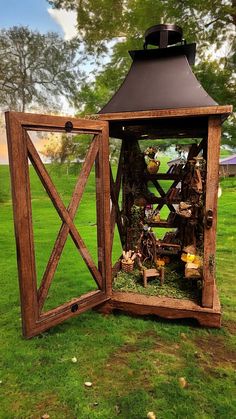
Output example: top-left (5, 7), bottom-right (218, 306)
top-left (0, 26), bottom-right (80, 112)
top-left (40, 133), bottom-right (77, 164)
top-left (40, 132), bottom-right (96, 171)
top-left (49, 1), bottom-right (236, 148)
top-left (48, 1), bottom-right (235, 100)
top-left (49, 0), bottom-right (236, 56)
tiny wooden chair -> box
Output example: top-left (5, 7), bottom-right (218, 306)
top-left (143, 267), bottom-right (164, 288)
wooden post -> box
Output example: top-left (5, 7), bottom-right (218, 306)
top-left (110, 142), bottom-right (125, 248)
top-left (122, 138), bottom-right (129, 239)
top-left (5, 112), bottom-right (39, 336)
top-left (202, 116), bottom-right (221, 308)
top-left (95, 135), bottom-right (104, 278)
top-left (100, 123), bottom-right (112, 297)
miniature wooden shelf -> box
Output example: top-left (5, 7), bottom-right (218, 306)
top-left (145, 173), bottom-right (181, 181)
top-left (156, 241), bottom-right (181, 255)
top-left (149, 221), bottom-right (176, 228)
top-left (149, 197), bottom-right (181, 205)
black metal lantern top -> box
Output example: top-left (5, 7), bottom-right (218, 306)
top-left (99, 24), bottom-right (217, 115)
top-left (144, 24), bottom-right (183, 49)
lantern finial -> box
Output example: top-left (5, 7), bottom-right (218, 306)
top-left (144, 24), bottom-right (183, 49)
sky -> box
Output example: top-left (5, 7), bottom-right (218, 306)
top-left (0, 0), bottom-right (78, 163)
top-left (0, 0), bottom-right (77, 39)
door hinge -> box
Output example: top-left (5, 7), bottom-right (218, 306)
top-left (205, 209), bottom-right (213, 229)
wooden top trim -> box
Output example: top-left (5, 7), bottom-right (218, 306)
top-left (97, 105), bottom-right (233, 121)
top-left (5, 111), bottom-right (108, 132)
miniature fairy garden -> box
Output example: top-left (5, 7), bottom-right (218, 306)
top-left (112, 141), bottom-right (206, 302)
top-left (113, 265), bottom-right (201, 301)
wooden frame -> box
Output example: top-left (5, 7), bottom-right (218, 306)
top-left (202, 116), bottom-right (222, 308)
top-left (6, 105), bottom-right (232, 336)
top-left (98, 105), bottom-right (232, 121)
top-left (96, 106), bottom-right (232, 328)
top-left (6, 112), bottom-right (111, 338)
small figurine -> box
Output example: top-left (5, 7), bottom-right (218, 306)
top-left (181, 244), bottom-right (196, 263)
top-left (155, 257), bottom-right (165, 268)
top-left (176, 201), bottom-right (192, 218)
top-left (151, 208), bottom-right (160, 223)
top-left (144, 147), bottom-right (160, 174)
top-left (145, 205), bottom-right (161, 223)
top-left (145, 204), bottom-right (153, 219)
top-left (180, 245), bottom-right (202, 279)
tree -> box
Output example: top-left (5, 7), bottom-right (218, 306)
top-left (40, 133), bottom-right (76, 164)
top-left (49, 0), bottom-right (235, 148)
top-left (48, 0), bottom-right (236, 58)
top-left (0, 26), bottom-right (80, 112)
top-left (48, 1), bottom-right (236, 101)
top-left (40, 132), bottom-right (96, 175)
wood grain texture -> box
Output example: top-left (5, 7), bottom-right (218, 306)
top-left (145, 173), bottom-right (181, 180)
top-left (35, 134), bottom-right (100, 311)
top-left (5, 111), bottom-right (111, 338)
top-left (5, 114), bottom-right (39, 337)
top-left (202, 117), bottom-right (221, 308)
top-left (6, 107), bottom-right (228, 336)
top-left (110, 143), bottom-right (125, 251)
top-left (30, 291), bottom-right (108, 338)
top-left (100, 122), bottom-right (112, 297)
top-left (95, 289), bottom-right (221, 328)
top-left (98, 105), bottom-right (232, 121)
top-left (95, 143), bottom-right (104, 278)
top-left (9, 111), bottom-right (107, 132)
top-left (27, 136), bottom-right (103, 289)
top-left (110, 167), bottom-right (124, 244)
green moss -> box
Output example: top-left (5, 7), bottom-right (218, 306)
top-left (113, 264), bottom-right (200, 301)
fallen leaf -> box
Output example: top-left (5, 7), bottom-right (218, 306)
top-left (194, 351), bottom-right (202, 359)
top-left (180, 332), bottom-right (187, 340)
top-left (147, 412), bottom-right (156, 419)
top-left (115, 404), bottom-right (121, 414)
top-left (178, 377), bottom-right (188, 388)
top-left (41, 414), bottom-right (50, 419)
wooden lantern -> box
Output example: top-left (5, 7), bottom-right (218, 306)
top-left (6, 24), bottom-right (232, 337)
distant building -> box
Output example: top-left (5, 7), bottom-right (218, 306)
top-left (220, 154), bottom-right (236, 177)
top-left (167, 157), bottom-right (185, 167)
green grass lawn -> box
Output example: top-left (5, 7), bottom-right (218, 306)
top-left (0, 163), bottom-right (235, 419)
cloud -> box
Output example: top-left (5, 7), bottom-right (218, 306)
top-left (47, 8), bottom-right (77, 40)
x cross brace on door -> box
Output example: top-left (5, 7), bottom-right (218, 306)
top-left (5, 112), bottom-right (112, 338)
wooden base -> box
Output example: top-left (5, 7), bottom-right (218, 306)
top-left (95, 287), bottom-right (221, 328)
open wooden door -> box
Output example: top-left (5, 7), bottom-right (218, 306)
top-left (5, 112), bottom-right (111, 338)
